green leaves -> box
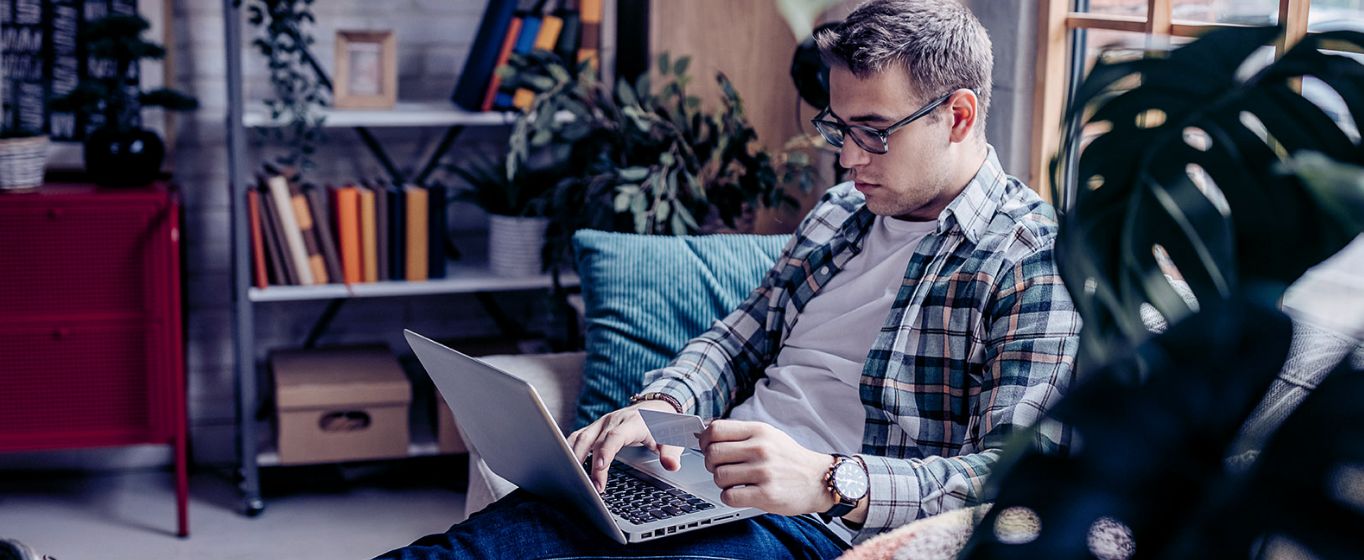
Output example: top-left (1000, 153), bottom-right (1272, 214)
top-left (241, 0), bottom-right (324, 173)
top-left (672, 56), bottom-right (691, 78)
top-left (1053, 25), bottom-right (1364, 367)
top-left (48, 13), bottom-right (197, 137)
top-left (447, 150), bottom-right (555, 218)
top-left (503, 48), bottom-right (816, 269)
top-left (1282, 152), bottom-right (1364, 234)
top-left (617, 167), bottom-right (650, 182)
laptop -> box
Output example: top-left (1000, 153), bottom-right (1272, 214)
top-left (404, 330), bottom-right (762, 544)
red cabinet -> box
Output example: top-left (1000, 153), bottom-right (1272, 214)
top-left (0, 183), bottom-right (188, 537)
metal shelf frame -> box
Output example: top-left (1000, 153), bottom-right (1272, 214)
top-left (221, 1), bottom-right (593, 516)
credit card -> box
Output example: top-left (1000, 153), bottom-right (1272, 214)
top-left (638, 408), bottom-right (707, 451)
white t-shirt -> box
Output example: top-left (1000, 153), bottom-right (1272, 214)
top-left (728, 215), bottom-right (939, 454)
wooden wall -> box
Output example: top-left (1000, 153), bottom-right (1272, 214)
top-left (649, 0), bottom-right (837, 234)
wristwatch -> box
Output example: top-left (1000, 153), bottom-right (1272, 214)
top-left (822, 454), bottom-right (869, 519)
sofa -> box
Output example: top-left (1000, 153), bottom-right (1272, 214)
top-left (463, 351), bottom-right (587, 518)
top-left (455, 231), bottom-right (1364, 559)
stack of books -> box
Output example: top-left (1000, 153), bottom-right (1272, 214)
top-left (450, 0), bottom-right (602, 113)
top-left (246, 174), bottom-right (449, 288)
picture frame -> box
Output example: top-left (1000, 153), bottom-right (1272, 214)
top-left (333, 30), bottom-right (397, 109)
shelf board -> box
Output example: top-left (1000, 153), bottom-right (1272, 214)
top-left (243, 101), bottom-right (517, 129)
top-left (249, 260), bottom-right (577, 303)
top-left (256, 437), bottom-right (451, 468)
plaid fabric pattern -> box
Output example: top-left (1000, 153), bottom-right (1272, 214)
top-left (639, 149), bottom-right (1081, 542)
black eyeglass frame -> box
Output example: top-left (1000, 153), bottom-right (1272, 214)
top-left (810, 90), bottom-right (963, 154)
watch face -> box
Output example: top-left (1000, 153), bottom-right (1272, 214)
top-left (833, 460), bottom-right (869, 500)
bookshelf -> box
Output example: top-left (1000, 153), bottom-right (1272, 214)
top-left (221, 0), bottom-right (609, 517)
top-left (249, 258), bottom-right (579, 303)
top-left (242, 101), bottom-right (518, 129)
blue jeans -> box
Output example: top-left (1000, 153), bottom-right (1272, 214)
top-left (375, 490), bottom-right (850, 559)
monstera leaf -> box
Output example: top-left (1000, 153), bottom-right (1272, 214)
top-left (1052, 26), bottom-right (1364, 371)
top-left (959, 25), bottom-right (1364, 560)
top-left (961, 301), bottom-right (1293, 559)
top-left (1176, 358), bottom-right (1364, 559)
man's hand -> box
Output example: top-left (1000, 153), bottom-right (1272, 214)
top-left (698, 419), bottom-right (838, 516)
top-left (567, 400), bottom-right (685, 493)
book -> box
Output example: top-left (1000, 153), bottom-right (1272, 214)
top-left (247, 189), bottom-right (268, 289)
top-left (578, 0), bottom-right (602, 72)
top-left (404, 185), bottom-right (430, 282)
top-left (387, 186), bottom-right (406, 281)
top-left (451, 0), bottom-right (520, 111)
top-left (259, 182), bottom-right (297, 285)
top-left (511, 12), bottom-right (564, 109)
top-left (493, 3), bottom-right (545, 110)
top-left (480, 16), bottom-right (524, 112)
top-left (267, 175), bottom-right (316, 285)
top-left (553, 3), bottom-right (582, 64)
top-left (427, 184), bottom-right (449, 279)
top-left (358, 186), bottom-right (379, 283)
top-left (289, 182), bottom-right (329, 284)
top-left (372, 182), bottom-right (390, 281)
top-left (306, 187), bottom-right (344, 284)
top-left (331, 186), bottom-right (363, 284)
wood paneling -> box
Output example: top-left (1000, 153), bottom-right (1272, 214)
top-left (1279, 0), bottom-right (1311, 54)
top-left (649, 0), bottom-right (831, 234)
top-left (1030, 0), bottom-right (1071, 201)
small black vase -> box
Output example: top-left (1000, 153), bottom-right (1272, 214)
top-left (83, 126), bottom-right (165, 187)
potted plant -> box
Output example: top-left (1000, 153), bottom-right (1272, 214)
top-left (501, 51), bottom-right (819, 268)
top-left (446, 150), bottom-right (557, 276)
top-left (237, 0), bottom-right (328, 174)
top-left (954, 26), bottom-right (1364, 559)
top-left (0, 122), bottom-right (49, 191)
top-left (50, 14), bottom-right (198, 187)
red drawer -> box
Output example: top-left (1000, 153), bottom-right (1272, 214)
top-left (0, 198), bottom-right (167, 320)
top-left (0, 320), bottom-right (172, 451)
top-left (0, 200), bottom-right (164, 320)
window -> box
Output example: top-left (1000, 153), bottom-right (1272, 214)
top-left (1029, 0), bottom-right (1359, 199)
top-left (1311, 0), bottom-right (1364, 31)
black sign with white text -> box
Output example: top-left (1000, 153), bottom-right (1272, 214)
top-left (1, 0), bottom-right (139, 141)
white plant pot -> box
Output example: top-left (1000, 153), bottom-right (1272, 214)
top-left (488, 214), bottom-right (549, 277)
top-left (0, 136), bottom-right (49, 191)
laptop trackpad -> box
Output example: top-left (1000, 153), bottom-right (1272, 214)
top-left (621, 447), bottom-right (715, 486)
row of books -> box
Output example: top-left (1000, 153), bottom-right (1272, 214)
top-left (451, 0), bottom-right (603, 113)
top-left (246, 175), bottom-right (449, 288)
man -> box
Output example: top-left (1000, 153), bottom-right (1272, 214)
top-left (382, 0), bottom-right (1078, 557)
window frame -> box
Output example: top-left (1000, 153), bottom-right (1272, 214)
top-left (1030, 0), bottom-right (1323, 201)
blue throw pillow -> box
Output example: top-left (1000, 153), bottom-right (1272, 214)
top-left (571, 229), bottom-right (791, 428)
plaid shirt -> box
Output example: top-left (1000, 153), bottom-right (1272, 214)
top-left (639, 149), bottom-right (1081, 542)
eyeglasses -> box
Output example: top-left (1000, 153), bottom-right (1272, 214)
top-left (811, 91), bottom-right (957, 155)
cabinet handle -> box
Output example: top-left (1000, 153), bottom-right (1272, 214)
top-left (47, 208), bottom-right (64, 220)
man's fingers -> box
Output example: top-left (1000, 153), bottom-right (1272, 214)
top-left (569, 423), bottom-right (602, 465)
top-left (698, 419), bottom-right (756, 449)
top-left (712, 464), bottom-right (764, 489)
top-left (719, 485), bottom-right (764, 509)
top-left (656, 443), bottom-right (684, 471)
top-left (590, 429), bottom-right (634, 492)
top-left (701, 441), bottom-right (749, 473)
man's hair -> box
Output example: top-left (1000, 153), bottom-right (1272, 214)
top-left (815, 0), bottom-right (993, 132)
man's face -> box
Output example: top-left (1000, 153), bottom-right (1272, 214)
top-left (826, 65), bottom-right (958, 221)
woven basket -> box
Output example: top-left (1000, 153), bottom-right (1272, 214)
top-left (0, 135), bottom-right (49, 191)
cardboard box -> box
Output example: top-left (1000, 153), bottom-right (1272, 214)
top-left (434, 392), bottom-right (467, 454)
top-left (272, 346), bottom-right (412, 465)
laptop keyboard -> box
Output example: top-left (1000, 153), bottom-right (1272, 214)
top-left (601, 463), bottom-right (716, 525)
